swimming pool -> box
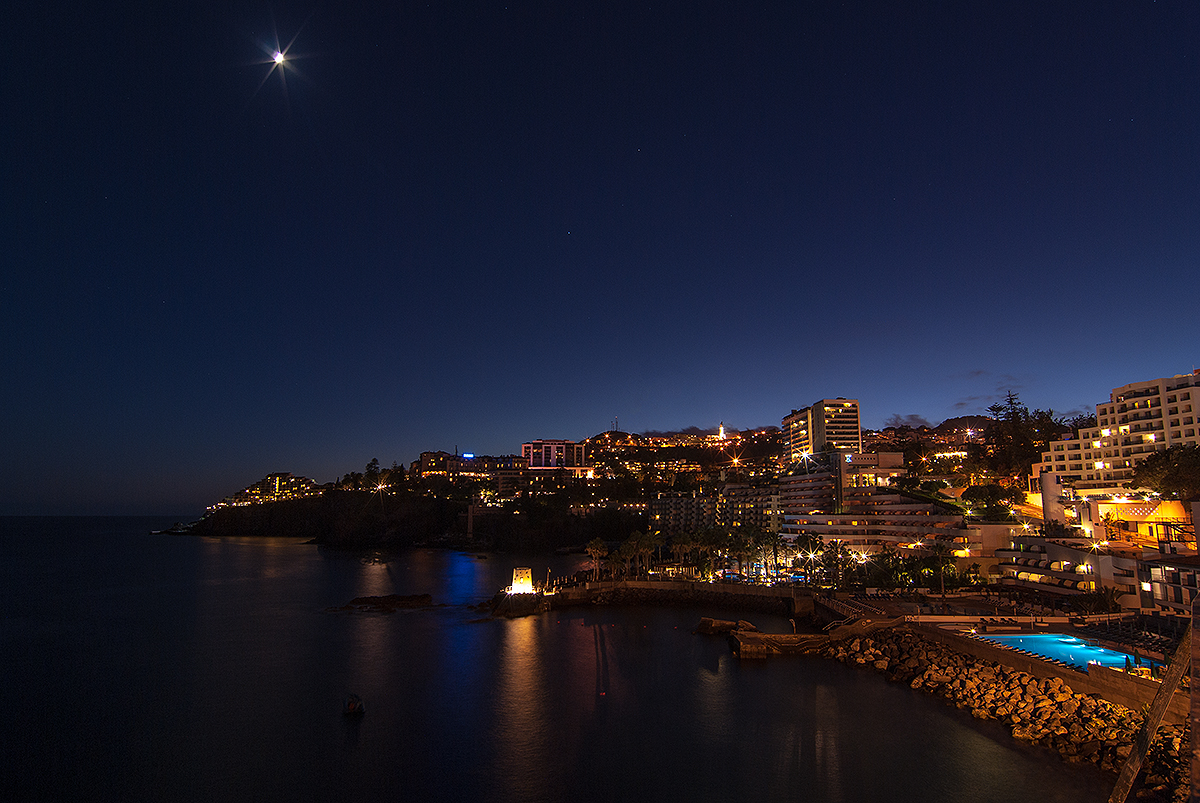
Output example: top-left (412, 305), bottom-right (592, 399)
top-left (976, 633), bottom-right (1153, 671)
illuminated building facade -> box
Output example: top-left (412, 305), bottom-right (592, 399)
top-left (782, 398), bottom-right (862, 461)
top-left (1142, 553), bottom-right (1200, 614)
top-left (717, 483), bottom-right (783, 533)
top-left (779, 452), bottom-right (984, 558)
top-left (208, 472), bottom-right (324, 510)
top-left (410, 451), bottom-right (530, 497)
top-left (522, 439), bottom-right (589, 476)
top-left (994, 533), bottom-right (1144, 602)
top-left (649, 483), bottom-right (783, 536)
top-left (650, 492), bottom-right (718, 535)
top-left (1033, 370), bottom-right (1200, 492)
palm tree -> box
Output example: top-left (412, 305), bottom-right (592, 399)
top-left (761, 530), bottom-right (784, 582)
top-left (695, 526), bottom-right (728, 579)
top-left (585, 537), bottom-right (608, 582)
top-left (621, 532), bottom-right (642, 577)
top-left (727, 527), bottom-right (755, 579)
top-left (869, 543), bottom-right (901, 589)
top-left (608, 538), bottom-right (636, 580)
top-left (927, 538), bottom-right (957, 597)
top-left (638, 529), bottom-right (665, 575)
top-left (822, 539), bottom-right (850, 589)
top-left (668, 534), bottom-right (692, 568)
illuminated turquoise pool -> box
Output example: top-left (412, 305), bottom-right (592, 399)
top-left (977, 633), bottom-right (1153, 671)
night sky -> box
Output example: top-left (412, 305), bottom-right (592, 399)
top-left (3, 1), bottom-right (1197, 515)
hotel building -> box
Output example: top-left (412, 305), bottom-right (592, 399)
top-left (994, 532), bottom-right (1146, 604)
top-left (208, 472), bottom-right (324, 510)
top-left (782, 399), bottom-right (862, 461)
top-left (1033, 370), bottom-right (1200, 492)
top-left (521, 439), bottom-right (589, 477)
top-left (777, 451), bottom-right (995, 565)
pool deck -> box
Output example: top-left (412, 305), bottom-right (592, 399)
top-left (917, 624), bottom-right (1190, 725)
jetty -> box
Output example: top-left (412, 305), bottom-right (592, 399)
top-left (728, 616), bottom-right (908, 658)
top-left (729, 631), bottom-right (828, 658)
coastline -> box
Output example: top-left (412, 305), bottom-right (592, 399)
top-left (805, 626), bottom-right (1186, 802)
top-left (544, 580), bottom-right (1187, 801)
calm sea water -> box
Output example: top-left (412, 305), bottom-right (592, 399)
top-left (1, 517), bottom-right (1113, 803)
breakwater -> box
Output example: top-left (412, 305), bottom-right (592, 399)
top-left (819, 628), bottom-right (1189, 802)
top-left (551, 580), bottom-right (815, 617)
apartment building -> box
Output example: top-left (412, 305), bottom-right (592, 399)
top-left (521, 439), bottom-right (589, 477)
top-left (1034, 370), bottom-right (1200, 492)
top-left (782, 398), bottom-right (862, 461)
top-left (208, 472), bottom-right (324, 510)
top-left (774, 451), bottom-right (990, 560)
top-left (994, 533), bottom-right (1145, 604)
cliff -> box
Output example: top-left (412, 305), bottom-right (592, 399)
top-left (190, 490), bottom-right (460, 548)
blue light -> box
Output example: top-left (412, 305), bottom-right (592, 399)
top-left (462, 453), bottom-right (475, 459)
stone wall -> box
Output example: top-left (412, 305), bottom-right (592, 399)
top-left (551, 580), bottom-right (814, 617)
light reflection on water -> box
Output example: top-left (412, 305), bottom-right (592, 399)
top-left (0, 521), bottom-right (1115, 803)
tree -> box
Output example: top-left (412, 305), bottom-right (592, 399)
top-left (364, 458), bottom-right (381, 488)
top-left (585, 538), bottom-right (609, 582)
top-left (636, 529), bottom-right (664, 575)
top-left (726, 527), bottom-right (755, 578)
top-left (984, 392), bottom-right (1069, 478)
top-left (384, 461), bottom-right (406, 490)
top-left (1064, 413), bottom-right (1098, 433)
top-left (926, 539), bottom-right (957, 596)
top-left (866, 543), bottom-right (906, 589)
top-left (608, 538), bottom-right (636, 579)
top-left (1074, 586), bottom-right (1123, 614)
top-left (1128, 444), bottom-right (1200, 501)
top-left (821, 539), bottom-right (850, 589)
top-left (756, 529), bottom-right (784, 581)
top-left (695, 526), bottom-right (729, 579)
top-left (961, 484), bottom-right (1022, 520)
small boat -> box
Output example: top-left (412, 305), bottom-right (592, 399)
top-left (343, 694), bottom-right (366, 716)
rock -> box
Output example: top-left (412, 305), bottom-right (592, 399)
top-left (695, 618), bottom-right (740, 634)
top-left (336, 593), bottom-right (434, 613)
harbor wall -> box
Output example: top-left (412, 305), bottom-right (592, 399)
top-left (551, 580), bottom-right (814, 617)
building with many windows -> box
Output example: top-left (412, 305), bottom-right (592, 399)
top-left (777, 451), bottom-right (991, 562)
top-left (1033, 370), bottom-right (1200, 492)
top-left (782, 399), bottom-right (862, 461)
top-left (994, 533), bottom-right (1146, 605)
top-left (649, 483), bottom-right (783, 537)
top-left (522, 439), bottom-right (586, 470)
top-left (1142, 553), bottom-right (1200, 614)
top-left (521, 439), bottom-right (590, 477)
top-left (208, 472), bottom-right (325, 510)
top-left (410, 452), bottom-right (531, 498)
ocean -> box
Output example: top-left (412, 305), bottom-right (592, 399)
top-left (0, 517), bottom-right (1113, 802)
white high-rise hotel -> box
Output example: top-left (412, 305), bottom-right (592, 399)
top-left (781, 398), bottom-right (862, 462)
top-left (1034, 369), bottom-right (1200, 492)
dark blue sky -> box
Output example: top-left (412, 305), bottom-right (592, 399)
top-left (3, 1), bottom-right (1197, 514)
